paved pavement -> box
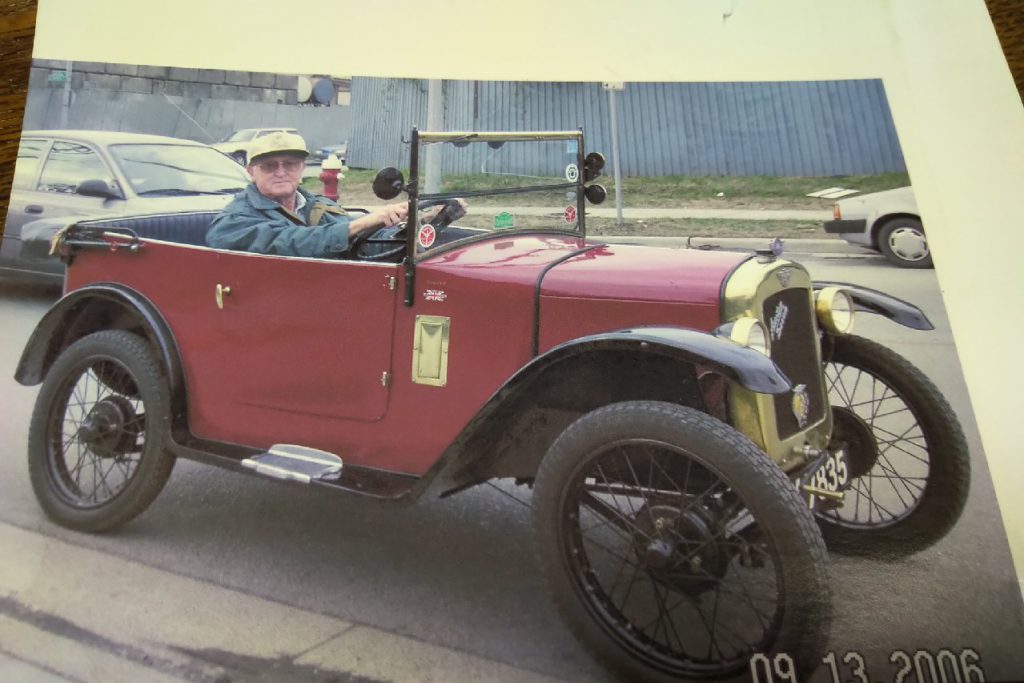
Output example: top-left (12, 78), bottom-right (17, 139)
top-left (0, 522), bottom-right (561, 682)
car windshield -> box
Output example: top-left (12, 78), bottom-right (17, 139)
top-left (414, 133), bottom-right (587, 254)
top-left (108, 144), bottom-right (251, 196)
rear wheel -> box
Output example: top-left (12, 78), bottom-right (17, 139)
top-left (533, 401), bottom-right (830, 682)
top-left (816, 335), bottom-right (969, 556)
top-left (28, 331), bottom-right (176, 532)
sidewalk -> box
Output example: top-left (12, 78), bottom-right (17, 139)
top-left (0, 523), bottom-right (562, 683)
top-left (466, 206), bottom-right (831, 221)
top-left (597, 234), bottom-right (877, 258)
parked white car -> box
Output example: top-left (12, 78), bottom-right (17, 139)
top-left (212, 127), bottom-right (301, 165)
top-left (823, 186), bottom-right (930, 268)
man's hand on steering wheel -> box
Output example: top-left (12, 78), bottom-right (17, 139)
top-left (419, 198), bottom-right (468, 231)
top-left (347, 198), bottom-right (468, 261)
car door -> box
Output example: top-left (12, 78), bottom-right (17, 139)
top-left (182, 250), bottom-right (402, 448)
top-left (11, 138), bottom-right (124, 236)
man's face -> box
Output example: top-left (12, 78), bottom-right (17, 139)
top-left (248, 153), bottom-right (306, 204)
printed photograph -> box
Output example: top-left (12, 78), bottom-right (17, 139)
top-left (1, 55), bottom-right (1022, 683)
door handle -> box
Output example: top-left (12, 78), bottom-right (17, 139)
top-left (215, 283), bottom-right (232, 309)
top-left (25, 205), bottom-right (43, 214)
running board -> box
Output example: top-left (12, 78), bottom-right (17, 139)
top-left (241, 444), bottom-right (343, 484)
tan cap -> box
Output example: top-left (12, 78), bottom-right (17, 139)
top-left (248, 131), bottom-right (309, 163)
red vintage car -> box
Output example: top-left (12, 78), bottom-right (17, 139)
top-left (15, 130), bottom-right (969, 682)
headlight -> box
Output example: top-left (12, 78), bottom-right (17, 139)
top-left (815, 287), bottom-right (855, 334)
top-left (729, 317), bottom-right (771, 355)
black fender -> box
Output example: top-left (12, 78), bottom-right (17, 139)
top-left (409, 326), bottom-right (792, 499)
top-left (15, 283), bottom-right (188, 426)
top-left (527, 326), bottom-right (791, 395)
top-left (813, 281), bottom-right (934, 330)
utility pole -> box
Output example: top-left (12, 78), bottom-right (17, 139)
top-left (59, 61), bottom-right (72, 129)
top-left (604, 81), bottom-right (625, 227)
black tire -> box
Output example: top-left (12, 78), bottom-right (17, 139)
top-left (28, 330), bottom-right (176, 532)
top-left (532, 401), bottom-right (830, 683)
top-left (817, 334), bottom-right (969, 556)
top-left (877, 217), bottom-right (932, 268)
top-left (231, 151), bottom-right (247, 165)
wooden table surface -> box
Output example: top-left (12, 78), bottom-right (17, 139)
top-left (0, 1), bottom-right (1020, 232)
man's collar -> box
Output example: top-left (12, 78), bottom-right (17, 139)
top-left (245, 184), bottom-right (315, 213)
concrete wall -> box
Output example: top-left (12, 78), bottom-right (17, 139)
top-left (24, 60), bottom-right (350, 151)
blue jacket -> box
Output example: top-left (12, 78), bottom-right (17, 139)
top-left (206, 185), bottom-right (353, 257)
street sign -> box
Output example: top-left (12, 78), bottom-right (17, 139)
top-left (494, 212), bottom-right (515, 229)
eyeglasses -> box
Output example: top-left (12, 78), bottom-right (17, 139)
top-left (254, 158), bottom-right (305, 173)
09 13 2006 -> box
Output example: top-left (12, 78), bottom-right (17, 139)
top-left (750, 647), bottom-right (986, 683)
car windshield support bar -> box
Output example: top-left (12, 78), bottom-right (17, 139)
top-left (418, 182), bottom-right (577, 202)
top-left (404, 129), bottom-right (421, 307)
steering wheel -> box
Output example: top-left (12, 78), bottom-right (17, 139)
top-left (349, 198), bottom-right (465, 262)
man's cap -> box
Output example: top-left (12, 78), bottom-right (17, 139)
top-left (248, 131), bottom-right (309, 163)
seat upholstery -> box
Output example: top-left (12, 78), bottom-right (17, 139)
top-left (82, 212), bottom-right (219, 246)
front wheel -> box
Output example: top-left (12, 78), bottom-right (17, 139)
top-left (816, 334), bottom-right (969, 556)
top-left (28, 330), bottom-right (176, 532)
top-left (533, 401), bottom-right (830, 683)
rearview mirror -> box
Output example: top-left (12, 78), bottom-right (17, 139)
top-left (372, 167), bottom-right (406, 200)
top-left (583, 152), bottom-right (605, 182)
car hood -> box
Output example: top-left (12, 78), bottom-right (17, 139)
top-left (541, 241), bottom-right (749, 307)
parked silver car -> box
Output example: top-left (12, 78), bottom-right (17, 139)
top-left (1, 130), bottom-right (251, 282)
top-left (823, 186), bottom-right (930, 268)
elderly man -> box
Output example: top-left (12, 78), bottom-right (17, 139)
top-left (207, 131), bottom-right (407, 257)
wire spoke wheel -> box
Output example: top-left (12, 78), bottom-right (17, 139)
top-left (48, 360), bottom-right (146, 508)
top-left (815, 335), bottom-right (969, 556)
top-left (570, 441), bottom-right (781, 673)
top-left (28, 331), bottom-right (176, 532)
top-left (533, 402), bottom-right (829, 683)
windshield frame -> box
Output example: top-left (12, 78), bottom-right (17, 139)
top-left (400, 128), bottom-right (590, 306)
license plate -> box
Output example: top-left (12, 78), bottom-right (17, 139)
top-left (800, 449), bottom-right (850, 508)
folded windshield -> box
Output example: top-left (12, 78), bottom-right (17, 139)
top-left (415, 133), bottom-right (587, 242)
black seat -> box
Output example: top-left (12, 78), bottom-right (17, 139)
top-left (81, 212), bottom-right (219, 246)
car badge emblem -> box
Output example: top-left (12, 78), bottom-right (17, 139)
top-left (791, 384), bottom-right (810, 428)
top-left (769, 301), bottom-right (789, 341)
top-left (776, 268), bottom-right (792, 287)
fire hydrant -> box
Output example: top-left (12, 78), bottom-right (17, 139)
top-left (319, 154), bottom-right (344, 202)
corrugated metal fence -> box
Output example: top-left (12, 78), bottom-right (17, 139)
top-left (348, 78), bottom-right (905, 177)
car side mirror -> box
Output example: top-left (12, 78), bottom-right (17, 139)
top-left (76, 179), bottom-right (124, 200)
top-left (373, 168), bottom-right (406, 200)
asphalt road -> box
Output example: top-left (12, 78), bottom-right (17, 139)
top-left (1, 253), bottom-right (1022, 683)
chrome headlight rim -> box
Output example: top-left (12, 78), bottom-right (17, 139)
top-left (728, 316), bottom-right (771, 356)
top-left (815, 286), bottom-right (855, 334)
